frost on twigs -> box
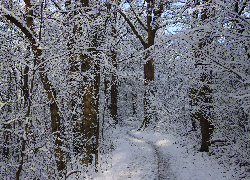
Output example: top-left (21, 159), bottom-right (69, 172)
top-left (0, 0), bottom-right (250, 179)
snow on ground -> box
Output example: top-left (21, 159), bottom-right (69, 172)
top-left (130, 130), bottom-right (237, 180)
top-left (90, 126), bottom-right (158, 180)
top-left (87, 119), bottom-right (238, 180)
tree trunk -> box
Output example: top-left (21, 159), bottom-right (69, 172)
top-left (39, 69), bottom-right (66, 172)
top-left (107, 1), bottom-right (119, 125)
top-left (197, 71), bottom-right (213, 152)
top-left (23, 65), bottom-right (29, 106)
top-left (16, 62), bottom-right (33, 180)
top-left (132, 93), bottom-right (137, 115)
top-left (141, 31), bottom-right (156, 128)
top-left (118, 0), bottom-right (164, 129)
top-left (111, 56), bottom-right (118, 124)
top-left (80, 56), bottom-right (99, 165)
top-left (190, 0), bottom-right (214, 152)
top-left (142, 1), bottom-right (155, 128)
top-left (94, 60), bottom-right (100, 169)
top-left (65, 0), bottom-right (100, 166)
top-left (16, 105), bottom-right (30, 180)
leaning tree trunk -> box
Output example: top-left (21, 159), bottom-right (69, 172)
top-left (1, 4), bottom-right (66, 175)
top-left (39, 62), bottom-right (66, 171)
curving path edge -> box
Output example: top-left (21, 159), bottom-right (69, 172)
top-left (125, 126), bottom-right (175, 180)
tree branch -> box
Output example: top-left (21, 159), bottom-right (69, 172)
top-left (127, 0), bottom-right (148, 31)
top-left (238, 0), bottom-right (249, 15)
top-left (117, 8), bottom-right (147, 48)
top-left (153, 1), bottom-right (165, 20)
top-left (51, 0), bottom-right (62, 11)
top-left (215, 1), bottom-right (250, 25)
top-left (0, 5), bottom-right (36, 45)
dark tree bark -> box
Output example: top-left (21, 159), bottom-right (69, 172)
top-left (66, 0), bottom-right (100, 166)
top-left (190, 70), bottom-right (214, 152)
top-left (111, 31), bottom-right (118, 125)
top-left (111, 71), bottom-right (118, 124)
top-left (23, 65), bottom-right (29, 106)
top-left (94, 60), bottom-right (100, 169)
top-left (190, 0), bottom-right (215, 152)
top-left (105, 1), bottom-right (120, 125)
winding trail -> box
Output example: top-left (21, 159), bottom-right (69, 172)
top-left (126, 128), bottom-right (175, 180)
top-left (93, 122), bottom-right (235, 180)
top-left (93, 122), bottom-right (175, 179)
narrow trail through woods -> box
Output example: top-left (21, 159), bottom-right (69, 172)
top-left (94, 122), bottom-right (234, 180)
top-left (126, 129), bottom-right (174, 180)
top-left (121, 120), bottom-right (175, 180)
top-left (93, 121), bottom-right (176, 179)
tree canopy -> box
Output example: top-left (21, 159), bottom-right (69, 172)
top-left (0, 0), bottom-right (249, 179)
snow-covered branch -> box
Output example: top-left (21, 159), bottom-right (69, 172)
top-left (116, 7), bottom-right (147, 48)
top-left (0, 5), bottom-right (37, 45)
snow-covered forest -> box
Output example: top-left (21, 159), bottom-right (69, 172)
top-left (0, 0), bottom-right (249, 179)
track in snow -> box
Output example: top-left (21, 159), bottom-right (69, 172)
top-left (126, 128), bottom-right (175, 180)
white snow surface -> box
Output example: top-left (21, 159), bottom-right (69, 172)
top-left (85, 119), bottom-right (238, 180)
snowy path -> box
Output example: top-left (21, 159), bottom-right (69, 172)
top-left (129, 129), bottom-right (238, 180)
top-left (89, 120), bottom-right (237, 180)
top-left (90, 120), bottom-right (175, 180)
top-left (91, 125), bottom-right (162, 179)
top-left (126, 129), bottom-right (175, 180)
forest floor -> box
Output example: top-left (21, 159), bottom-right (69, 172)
top-left (87, 119), bottom-right (239, 180)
